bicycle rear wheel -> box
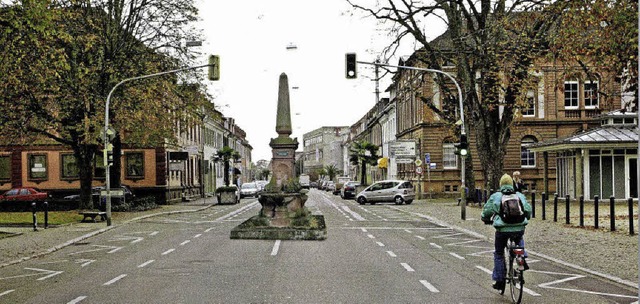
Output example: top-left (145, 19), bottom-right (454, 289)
top-left (508, 260), bottom-right (524, 304)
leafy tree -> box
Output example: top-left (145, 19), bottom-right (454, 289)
top-left (349, 140), bottom-right (379, 186)
top-left (0, 0), bottom-right (204, 208)
top-left (347, 0), bottom-right (566, 190)
top-left (216, 146), bottom-right (240, 186)
top-left (324, 164), bottom-right (341, 182)
top-left (259, 169), bottom-right (271, 181)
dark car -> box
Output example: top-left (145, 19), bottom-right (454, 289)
top-left (340, 181), bottom-right (360, 199)
top-left (64, 185), bottom-right (135, 210)
top-left (0, 187), bottom-right (48, 202)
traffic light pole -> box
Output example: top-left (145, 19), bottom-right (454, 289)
top-left (103, 62), bottom-right (214, 226)
top-left (356, 61), bottom-right (467, 219)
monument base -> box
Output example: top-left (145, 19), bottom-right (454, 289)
top-left (230, 214), bottom-right (326, 240)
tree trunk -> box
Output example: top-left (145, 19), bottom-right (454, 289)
top-left (223, 160), bottom-right (230, 186)
top-left (360, 162), bottom-right (366, 186)
top-left (74, 144), bottom-right (97, 210)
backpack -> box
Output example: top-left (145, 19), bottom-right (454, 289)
top-left (499, 193), bottom-right (526, 224)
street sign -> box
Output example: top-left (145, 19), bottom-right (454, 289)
top-left (416, 166), bottom-right (423, 174)
top-left (395, 158), bottom-right (414, 164)
top-left (414, 159), bottom-right (422, 166)
top-left (389, 140), bottom-right (417, 157)
top-left (101, 189), bottom-right (124, 198)
top-left (425, 153), bottom-right (430, 164)
top-left (429, 163), bottom-right (436, 169)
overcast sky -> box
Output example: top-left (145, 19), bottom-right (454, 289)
top-left (194, 0), bottom-right (445, 162)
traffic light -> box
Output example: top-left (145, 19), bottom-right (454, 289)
top-left (459, 134), bottom-right (469, 157)
top-left (104, 144), bottom-right (114, 167)
top-left (345, 53), bottom-right (357, 79)
top-left (208, 55), bottom-right (220, 81)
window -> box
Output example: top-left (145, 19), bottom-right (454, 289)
top-left (443, 143), bottom-right (458, 169)
top-left (0, 155), bottom-right (9, 182)
top-left (564, 80), bottom-right (579, 108)
top-left (28, 154), bottom-right (48, 180)
top-left (60, 154), bottom-right (79, 179)
top-left (522, 90), bottom-right (535, 117)
top-left (520, 136), bottom-right (537, 168)
top-left (125, 152), bottom-right (144, 179)
top-left (584, 80), bottom-right (599, 108)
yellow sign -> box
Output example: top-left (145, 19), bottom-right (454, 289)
top-left (414, 159), bottom-right (422, 166)
top-left (377, 157), bottom-right (388, 169)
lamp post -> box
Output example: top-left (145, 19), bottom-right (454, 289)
top-left (354, 60), bottom-right (467, 219)
top-left (103, 62), bottom-right (215, 225)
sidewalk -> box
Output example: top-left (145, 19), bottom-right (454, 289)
top-left (1, 197), bottom-right (637, 289)
top-left (417, 199), bottom-right (638, 288)
top-left (0, 200), bottom-right (214, 268)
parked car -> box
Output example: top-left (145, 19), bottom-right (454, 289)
top-left (340, 181), bottom-right (360, 199)
top-left (325, 181), bottom-right (336, 192)
top-left (255, 180), bottom-right (268, 192)
top-left (355, 180), bottom-right (415, 205)
top-left (0, 187), bottom-right (48, 202)
top-left (64, 185), bottom-right (135, 210)
top-left (240, 182), bottom-right (260, 198)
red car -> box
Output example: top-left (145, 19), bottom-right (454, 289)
top-left (0, 187), bottom-right (49, 202)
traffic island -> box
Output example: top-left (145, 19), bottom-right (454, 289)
top-left (230, 189), bottom-right (327, 240)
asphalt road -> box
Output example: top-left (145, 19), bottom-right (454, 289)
top-left (0, 190), bottom-right (637, 303)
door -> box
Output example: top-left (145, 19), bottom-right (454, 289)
top-left (627, 157), bottom-right (637, 199)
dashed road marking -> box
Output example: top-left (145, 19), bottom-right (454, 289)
top-left (449, 252), bottom-right (465, 260)
top-left (420, 280), bottom-right (440, 293)
top-left (367, 234), bottom-right (375, 239)
top-left (401, 263), bottom-right (415, 272)
top-left (430, 243), bottom-right (442, 249)
top-left (386, 251), bottom-right (397, 257)
top-left (376, 242), bottom-right (385, 247)
top-left (476, 266), bottom-right (540, 297)
top-left (162, 249), bottom-right (175, 255)
top-left (180, 240), bottom-right (191, 246)
top-left (194, 234), bottom-right (202, 238)
top-left (66, 296), bottom-right (86, 304)
top-left (103, 274), bottom-right (127, 286)
top-left (271, 240), bottom-right (281, 256)
top-left (0, 290), bottom-right (14, 297)
top-left (137, 260), bottom-right (155, 268)
top-left (415, 235), bottom-right (426, 240)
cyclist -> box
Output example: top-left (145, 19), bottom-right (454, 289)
top-left (481, 173), bottom-right (532, 290)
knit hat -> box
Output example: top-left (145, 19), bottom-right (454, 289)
top-left (499, 174), bottom-right (513, 187)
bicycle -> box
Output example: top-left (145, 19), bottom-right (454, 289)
top-left (499, 239), bottom-right (526, 304)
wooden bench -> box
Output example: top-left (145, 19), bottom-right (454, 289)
top-left (80, 211), bottom-right (107, 223)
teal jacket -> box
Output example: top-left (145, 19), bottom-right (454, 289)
top-left (481, 185), bottom-right (532, 232)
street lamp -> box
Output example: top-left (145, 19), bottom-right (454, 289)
top-left (347, 58), bottom-right (468, 219)
top-left (103, 60), bottom-right (218, 226)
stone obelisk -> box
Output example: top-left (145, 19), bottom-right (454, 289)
top-left (269, 73), bottom-right (299, 187)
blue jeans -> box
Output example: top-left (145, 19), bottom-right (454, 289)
top-left (493, 230), bottom-right (525, 282)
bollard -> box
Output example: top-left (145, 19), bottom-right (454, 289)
top-left (457, 198), bottom-right (461, 206)
top-left (542, 192), bottom-right (546, 220)
top-left (579, 196), bottom-right (584, 227)
top-left (553, 193), bottom-right (558, 222)
top-left (531, 192), bottom-right (536, 218)
top-left (628, 198), bottom-right (634, 235)
top-left (610, 196), bottom-right (616, 232)
top-left (565, 195), bottom-right (570, 225)
top-left (44, 201), bottom-right (49, 229)
top-left (31, 202), bottom-right (38, 231)
top-left (594, 195), bottom-right (599, 229)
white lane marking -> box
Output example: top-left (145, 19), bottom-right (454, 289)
top-left (340, 206), bottom-right (366, 221)
top-left (430, 243), bottom-right (442, 249)
top-left (66, 296), bottom-right (87, 304)
top-left (149, 231), bottom-right (159, 236)
top-left (194, 234), bottom-right (202, 238)
top-left (24, 268), bottom-right (64, 281)
top-left (386, 251), bottom-right (397, 257)
top-left (205, 227), bottom-right (215, 232)
top-left (162, 249), bottom-right (175, 255)
top-left (271, 240), bottom-right (281, 256)
top-left (420, 280), bottom-right (440, 293)
top-left (180, 240), bottom-right (191, 246)
top-left (476, 266), bottom-right (540, 297)
top-left (376, 242), bottom-right (385, 247)
top-left (137, 260), bottom-right (155, 268)
top-left (415, 235), bottom-right (426, 240)
top-left (68, 245), bottom-right (123, 255)
top-left (103, 274), bottom-right (127, 286)
top-left (367, 234), bottom-right (375, 239)
top-left (446, 239), bottom-right (482, 246)
top-left (76, 259), bottom-right (95, 267)
top-left (0, 290), bottom-right (15, 297)
top-left (449, 252), bottom-right (465, 260)
top-left (535, 270), bottom-right (637, 299)
top-left (404, 229), bottom-right (412, 233)
top-left (361, 228), bottom-right (368, 233)
top-left (433, 233), bottom-right (464, 239)
top-left (401, 263), bottom-right (415, 272)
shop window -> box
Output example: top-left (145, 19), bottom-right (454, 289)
top-left (61, 153), bottom-right (79, 179)
top-left (28, 154), bottom-right (48, 181)
top-left (125, 152), bottom-right (144, 179)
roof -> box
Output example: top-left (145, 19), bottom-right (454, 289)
top-left (529, 126), bottom-right (638, 152)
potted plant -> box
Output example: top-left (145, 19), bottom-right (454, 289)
top-left (215, 146), bottom-right (241, 204)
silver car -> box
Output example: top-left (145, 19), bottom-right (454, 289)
top-left (355, 180), bottom-right (415, 205)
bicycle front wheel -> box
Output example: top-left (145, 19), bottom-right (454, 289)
top-left (508, 262), bottom-right (524, 304)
